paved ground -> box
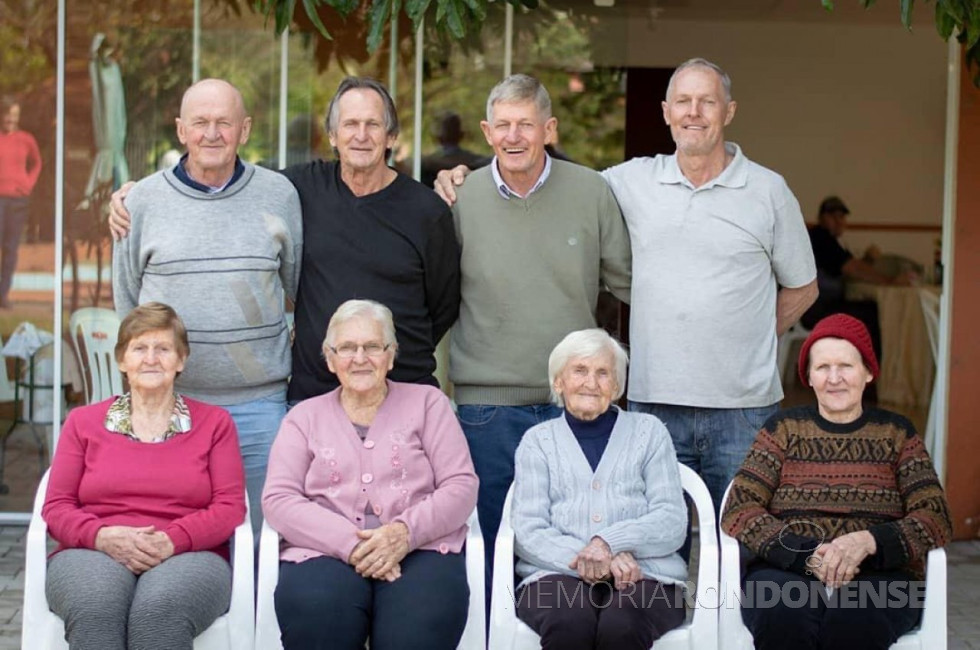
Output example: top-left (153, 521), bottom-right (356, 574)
top-left (2, 525), bottom-right (978, 648)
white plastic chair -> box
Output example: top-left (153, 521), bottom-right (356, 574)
top-left (68, 307), bottom-right (125, 403)
top-left (776, 322), bottom-right (810, 386)
top-left (0, 334), bottom-right (16, 403)
top-left (22, 469), bottom-right (255, 650)
top-left (488, 463), bottom-right (719, 650)
top-left (255, 508), bottom-right (486, 650)
top-left (719, 482), bottom-right (947, 650)
top-left (918, 289), bottom-right (944, 479)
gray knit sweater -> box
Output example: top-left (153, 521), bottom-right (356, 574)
top-left (112, 163), bottom-right (302, 405)
top-left (513, 409), bottom-right (689, 587)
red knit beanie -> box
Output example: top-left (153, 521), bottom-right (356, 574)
top-left (797, 313), bottom-right (879, 385)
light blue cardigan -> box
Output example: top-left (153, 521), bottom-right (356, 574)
top-left (513, 408), bottom-right (688, 587)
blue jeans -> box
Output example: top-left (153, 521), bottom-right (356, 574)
top-left (225, 390), bottom-right (287, 535)
top-left (0, 196), bottom-right (30, 304)
top-left (276, 551), bottom-right (468, 650)
top-left (457, 404), bottom-right (561, 585)
top-left (628, 402), bottom-right (777, 513)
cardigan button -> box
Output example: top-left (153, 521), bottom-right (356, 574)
top-left (372, 504), bottom-right (383, 516)
top-left (438, 543), bottom-right (450, 555)
top-left (361, 473), bottom-right (374, 484)
top-left (364, 440), bottom-right (376, 449)
top-left (592, 480), bottom-right (601, 490)
top-left (592, 513), bottom-right (602, 523)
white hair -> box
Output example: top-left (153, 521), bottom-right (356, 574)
top-left (322, 299), bottom-right (398, 355)
top-left (547, 328), bottom-right (628, 408)
top-left (485, 74), bottom-right (552, 122)
top-left (665, 57), bottom-right (733, 104)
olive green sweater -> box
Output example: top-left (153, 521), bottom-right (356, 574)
top-left (449, 159), bottom-right (632, 405)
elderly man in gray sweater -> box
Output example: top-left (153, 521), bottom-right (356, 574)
top-left (113, 78), bottom-right (302, 533)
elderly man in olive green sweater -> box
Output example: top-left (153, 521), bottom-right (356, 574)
top-left (451, 74), bottom-right (632, 583)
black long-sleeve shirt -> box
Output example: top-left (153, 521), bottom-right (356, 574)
top-left (283, 160), bottom-right (461, 401)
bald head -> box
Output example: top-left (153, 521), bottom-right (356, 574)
top-left (176, 78), bottom-right (252, 186)
top-left (180, 78), bottom-right (247, 121)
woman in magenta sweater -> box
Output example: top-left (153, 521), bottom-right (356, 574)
top-left (0, 95), bottom-right (41, 309)
top-left (263, 299), bottom-right (478, 650)
top-left (42, 302), bottom-right (246, 650)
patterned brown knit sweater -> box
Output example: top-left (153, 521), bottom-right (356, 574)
top-left (721, 405), bottom-right (951, 580)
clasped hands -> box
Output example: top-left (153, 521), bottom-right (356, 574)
top-left (806, 530), bottom-right (877, 589)
top-left (348, 522), bottom-right (410, 582)
top-left (569, 536), bottom-right (641, 590)
top-left (95, 525), bottom-right (175, 574)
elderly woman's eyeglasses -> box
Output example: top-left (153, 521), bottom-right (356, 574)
top-left (328, 342), bottom-right (391, 358)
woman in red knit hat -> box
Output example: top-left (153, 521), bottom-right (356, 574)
top-left (721, 313), bottom-right (951, 650)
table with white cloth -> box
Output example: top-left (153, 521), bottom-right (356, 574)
top-left (845, 282), bottom-right (938, 408)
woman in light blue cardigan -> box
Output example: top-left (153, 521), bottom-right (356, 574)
top-left (512, 328), bottom-right (688, 650)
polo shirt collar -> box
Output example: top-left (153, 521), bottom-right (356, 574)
top-left (662, 141), bottom-right (748, 190)
top-left (491, 152), bottom-right (552, 199)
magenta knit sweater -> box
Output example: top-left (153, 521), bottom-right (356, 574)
top-left (42, 397), bottom-right (246, 561)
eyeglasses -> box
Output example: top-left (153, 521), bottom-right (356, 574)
top-left (327, 342), bottom-right (391, 359)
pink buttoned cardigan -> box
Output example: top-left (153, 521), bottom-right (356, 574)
top-left (262, 381), bottom-right (478, 564)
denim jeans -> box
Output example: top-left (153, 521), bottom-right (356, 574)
top-left (225, 390), bottom-right (287, 535)
top-left (0, 196), bottom-right (30, 304)
top-left (457, 403), bottom-right (561, 587)
top-left (627, 402), bottom-right (778, 513)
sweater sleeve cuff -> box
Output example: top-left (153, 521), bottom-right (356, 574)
top-left (865, 523), bottom-right (906, 570)
top-left (164, 525), bottom-right (192, 555)
top-left (761, 534), bottom-right (822, 576)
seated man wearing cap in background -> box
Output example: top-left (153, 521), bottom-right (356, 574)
top-left (802, 196), bottom-right (913, 371)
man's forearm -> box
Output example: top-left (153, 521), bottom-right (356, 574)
top-left (776, 279), bottom-right (818, 335)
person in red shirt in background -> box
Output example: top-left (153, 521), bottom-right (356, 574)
top-left (0, 95), bottom-right (42, 309)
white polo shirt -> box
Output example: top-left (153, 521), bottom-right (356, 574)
top-left (602, 142), bottom-right (816, 408)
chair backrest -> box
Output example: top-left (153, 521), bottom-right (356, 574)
top-left (0, 334), bottom-right (16, 402)
top-left (69, 308), bottom-right (124, 403)
top-left (919, 290), bottom-right (940, 363)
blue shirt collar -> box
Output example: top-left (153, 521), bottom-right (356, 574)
top-left (490, 152), bottom-right (552, 199)
top-left (173, 154), bottom-right (245, 194)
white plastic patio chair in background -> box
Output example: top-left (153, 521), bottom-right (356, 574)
top-left (68, 307), bottom-right (125, 403)
top-left (776, 322), bottom-right (810, 387)
top-left (22, 469), bottom-right (255, 650)
top-left (719, 481), bottom-right (947, 650)
top-left (488, 463), bottom-right (719, 650)
top-left (255, 508), bottom-right (486, 650)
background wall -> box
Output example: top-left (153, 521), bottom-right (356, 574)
top-left (586, 13), bottom-right (948, 270)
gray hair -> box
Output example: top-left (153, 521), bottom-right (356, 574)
top-left (485, 74), bottom-right (552, 122)
top-left (665, 58), bottom-right (733, 104)
top-left (322, 299), bottom-right (398, 355)
top-left (548, 329), bottom-right (628, 408)
top-left (325, 77), bottom-right (400, 139)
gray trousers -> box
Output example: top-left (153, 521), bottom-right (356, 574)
top-left (45, 549), bottom-right (232, 650)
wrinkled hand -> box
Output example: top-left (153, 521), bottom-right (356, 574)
top-left (433, 165), bottom-right (471, 206)
top-left (810, 531), bottom-right (876, 588)
top-left (133, 530), bottom-right (175, 563)
top-left (570, 536), bottom-right (612, 584)
top-left (95, 525), bottom-right (164, 574)
top-left (108, 181), bottom-right (136, 240)
top-left (348, 522), bottom-right (411, 581)
top-left (610, 551), bottom-right (642, 590)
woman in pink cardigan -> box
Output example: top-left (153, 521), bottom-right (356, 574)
top-left (263, 299), bottom-right (478, 650)
top-left (42, 302), bottom-right (246, 650)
